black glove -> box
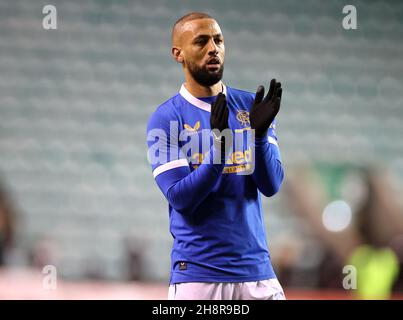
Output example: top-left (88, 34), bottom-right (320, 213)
top-left (210, 92), bottom-right (229, 133)
top-left (250, 79), bottom-right (282, 138)
top-left (210, 92), bottom-right (229, 158)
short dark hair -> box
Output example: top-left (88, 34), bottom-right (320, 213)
top-left (172, 12), bottom-right (214, 43)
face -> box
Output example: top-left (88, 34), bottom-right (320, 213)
top-left (174, 18), bottom-right (225, 87)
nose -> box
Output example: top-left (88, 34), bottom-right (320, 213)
top-left (207, 38), bottom-right (219, 55)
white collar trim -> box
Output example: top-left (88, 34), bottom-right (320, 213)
top-left (179, 83), bottom-right (227, 112)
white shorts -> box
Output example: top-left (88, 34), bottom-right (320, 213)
top-left (168, 278), bottom-right (286, 300)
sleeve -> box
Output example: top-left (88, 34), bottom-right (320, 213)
top-left (146, 109), bottom-right (225, 216)
top-left (251, 118), bottom-right (285, 197)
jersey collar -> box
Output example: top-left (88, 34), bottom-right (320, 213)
top-left (179, 83), bottom-right (227, 112)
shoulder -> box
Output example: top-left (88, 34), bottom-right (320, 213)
top-left (147, 93), bottom-right (183, 131)
top-left (227, 86), bottom-right (255, 110)
top-left (227, 86), bottom-right (255, 99)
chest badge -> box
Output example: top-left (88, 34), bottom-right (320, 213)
top-left (236, 110), bottom-right (250, 127)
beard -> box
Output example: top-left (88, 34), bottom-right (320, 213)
top-left (187, 61), bottom-right (224, 87)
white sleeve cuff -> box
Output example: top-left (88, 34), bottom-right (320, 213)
top-left (153, 159), bottom-right (189, 178)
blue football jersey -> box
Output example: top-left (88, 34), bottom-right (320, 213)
top-left (146, 84), bottom-right (284, 284)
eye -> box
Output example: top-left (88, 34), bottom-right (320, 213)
top-left (215, 38), bottom-right (223, 45)
top-left (195, 39), bottom-right (207, 46)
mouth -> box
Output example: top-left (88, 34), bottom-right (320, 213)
top-left (206, 57), bottom-right (221, 70)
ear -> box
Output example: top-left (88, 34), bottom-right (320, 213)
top-left (171, 47), bottom-right (184, 64)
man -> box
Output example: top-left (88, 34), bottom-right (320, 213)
top-left (146, 12), bottom-right (285, 300)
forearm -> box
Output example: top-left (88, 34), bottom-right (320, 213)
top-left (155, 146), bottom-right (224, 215)
top-left (252, 136), bottom-right (284, 197)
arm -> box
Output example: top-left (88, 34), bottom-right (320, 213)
top-left (250, 79), bottom-right (284, 197)
top-left (252, 132), bottom-right (284, 197)
top-left (147, 93), bottom-right (229, 215)
top-left (154, 146), bottom-right (224, 215)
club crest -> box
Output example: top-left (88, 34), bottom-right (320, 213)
top-left (236, 110), bottom-right (250, 127)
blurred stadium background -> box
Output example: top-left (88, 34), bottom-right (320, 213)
top-left (0, 0), bottom-right (403, 299)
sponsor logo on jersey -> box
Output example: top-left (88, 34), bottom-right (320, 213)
top-left (191, 147), bottom-right (254, 174)
top-left (184, 121), bottom-right (201, 132)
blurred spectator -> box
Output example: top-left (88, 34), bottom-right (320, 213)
top-left (0, 180), bottom-right (17, 266)
top-left (124, 234), bottom-right (147, 281)
top-left (283, 166), bottom-right (403, 299)
top-left (29, 236), bottom-right (59, 270)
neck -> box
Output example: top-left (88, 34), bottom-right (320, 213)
top-left (184, 73), bottom-right (223, 97)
